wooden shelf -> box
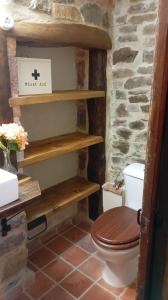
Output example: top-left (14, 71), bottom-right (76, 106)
top-left (9, 90), bottom-right (105, 107)
top-left (0, 175), bottom-right (41, 219)
top-left (26, 176), bottom-right (100, 221)
top-left (3, 22), bottom-right (112, 50)
top-left (18, 132), bottom-right (103, 168)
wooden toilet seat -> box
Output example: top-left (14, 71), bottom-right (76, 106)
top-left (91, 206), bottom-right (140, 251)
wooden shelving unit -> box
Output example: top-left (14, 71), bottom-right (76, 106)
top-left (1, 22), bottom-right (109, 220)
top-left (26, 176), bottom-right (100, 221)
top-left (18, 132), bottom-right (103, 167)
top-left (9, 90), bottom-right (105, 107)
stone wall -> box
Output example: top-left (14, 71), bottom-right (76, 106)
top-left (0, 0), bottom-right (160, 186)
top-left (106, 0), bottom-right (159, 182)
top-left (1, 0), bottom-right (160, 183)
top-left (1, 0), bottom-right (113, 29)
top-left (0, 213), bottom-right (33, 300)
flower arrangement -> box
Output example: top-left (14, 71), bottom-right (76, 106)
top-left (0, 123), bottom-right (28, 152)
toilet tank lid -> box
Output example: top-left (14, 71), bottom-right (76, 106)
top-left (123, 163), bottom-right (145, 180)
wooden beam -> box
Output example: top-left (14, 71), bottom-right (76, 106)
top-left (137, 0), bottom-right (168, 299)
top-left (88, 49), bottom-right (107, 220)
top-left (0, 35), bottom-right (13, 124)
top-left (26, 176), bottom-right (100, 221)
top-left (0, 35), bottom-right (16, 167)
top-left (2, 22), bottom-right (112, 50)
top-left (9, 90), bottom-right (105, 107)
top-left (18, 132), bottom-right (103, 167)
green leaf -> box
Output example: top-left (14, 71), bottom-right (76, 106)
top-left (0, 140), bottom-right (7, 151)
top-left (8, 142), bottom-right (20, 152)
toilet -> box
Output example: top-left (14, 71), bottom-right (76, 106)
top-left (91, 163), bottom-right (145, 288)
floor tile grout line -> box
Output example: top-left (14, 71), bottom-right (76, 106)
top-left (96, 280), bottom-right (124, 298)
top-left (28, 238), bottom-right (105, 285)
top-left (28, 243), bottom-right (44, 256)
top-left (29, 253), bottom-right (58, 272)
top-left (23, 289), bottom-right (34, 300)
top-left (77, 281), bottom-right (97, 299)
top-left (42, 243), bottom-right (82, 267)
top-left (58, 256), bottom-right (96, 283)
top-left (29, 225), bottom-right (95, 299)
top-left (38, 259), bottom-right (95, 299)
top-left (41, 227), bottom-right (94, 256)
top-left (28, 244), bottom-right (91, 281)
top-left (37, 282), bottom-right (59, 300)
top-left (44, 231), bottom-right (74, 246)
top-left (25, 263), bottom-right (57, 298)
top-left (26, 228), bottom-right (134, 300)
top-left (28, 259), bottom-right (41, 272)
top-left (78, 279), bottom-right (122, 300)
top-left (45, 244), bottom-right (125, 299)
top-left (120, 287), bottom-right (127, 297)
top-left (28, 243), bottom-right (57, 260)
top-left (58, 224), bottom-right (85, 238)
top-left (28, 224), bottom-right (75, 255)
top-left (28, 245), bottom-right (96, 290)
top-left (77, 274), bottom-right (113, 300)
top-left (50, 233), bottom-right (102, 264)
top-left (27, 221), bottom-right (90, 256)
top-left (44, 234), bottom-right (95, 259)
top-left (57, 283), bottom-right (77, 300)
top-left (61, 234), bottom-right (88, 245)
top-left (26, 260), bottom-right (130, 300)
top-left (53, 232), bottom-right (98, 257)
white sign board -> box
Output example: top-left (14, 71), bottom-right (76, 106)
top-left (17, 57), bottom-right (52, 96)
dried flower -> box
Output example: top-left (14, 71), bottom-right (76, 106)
top-left (0, 123), bottom-right (28, 152)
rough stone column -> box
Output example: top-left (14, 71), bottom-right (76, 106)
top-left (0, 212), bottom-right (33, 299)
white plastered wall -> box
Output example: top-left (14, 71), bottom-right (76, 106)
top-left (17, 46), bottom-right (79, 219)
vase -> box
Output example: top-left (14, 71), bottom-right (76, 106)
top-left (2, 150), bottom-right (17, 175)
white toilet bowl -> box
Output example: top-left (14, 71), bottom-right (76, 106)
top-left (92, 239), bottom-right (139, 287)
top-left (91, 206), bottom-right (140, 288)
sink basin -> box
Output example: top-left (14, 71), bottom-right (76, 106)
top-left (0, 169), bottom-right (19, 207)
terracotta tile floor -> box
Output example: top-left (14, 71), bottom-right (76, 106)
top-left (20, 222), bottom-right (136, 299)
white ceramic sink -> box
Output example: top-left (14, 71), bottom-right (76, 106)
top-left (0, 169), bottom-right (19, 207)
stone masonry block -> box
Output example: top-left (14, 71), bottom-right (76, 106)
top-left (128, 2), bottom-right (156, 14)
top-left (119, 24), bottom-right (137, 33)
top-left (52, 4), bottom-right (82, 21)
top-left (0, 246), bottom-right (28, 283)
top-left (129, 120), bottom-right (145, 130)
top-left (80, 3), bottom-right (103, 26)
top-left (113, 47), bottom-right (138, 64)
top-left (113, 68), bottom-right (134, 79)
top-left (143, 50), bottom-right (154, 64)
top-left (129, 13), bottom-right (157, 24)
top-left (0, 231), bottom-right (26, 257)
top-left (118, 35), bottom-right (138, 43)
top-left (143, 23), bottom-right (156, 35)
top-left (124, 76), bottom-right (152, 89)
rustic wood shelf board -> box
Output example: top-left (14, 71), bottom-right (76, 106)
top-left (18, 132), bottom-right (103, 167)
top-left (3, 23), bottom-right (112, 50)
top-left (0, 176), bottom-right (41, 219)
top-left (9, 90), bottom-right (105, 107)
top-left (26, 176), bottom-right (100, 221)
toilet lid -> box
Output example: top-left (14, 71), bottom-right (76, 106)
top-left (91, 206), bottom-right (139, 246)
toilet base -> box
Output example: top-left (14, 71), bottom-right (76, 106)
top-left (102, 256), bottom-right (138, 288)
